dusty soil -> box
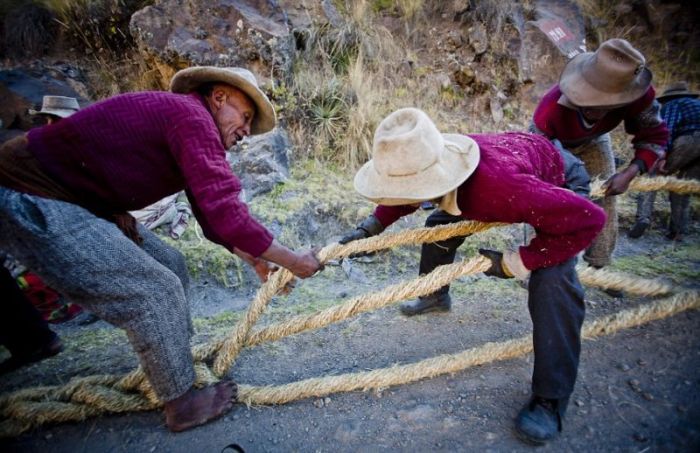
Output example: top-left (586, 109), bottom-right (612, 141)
top-left (2, 195), bottom-right (699, 452)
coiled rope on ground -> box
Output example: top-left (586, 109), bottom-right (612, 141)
top-left (1, 175), bottom-right (698, 438)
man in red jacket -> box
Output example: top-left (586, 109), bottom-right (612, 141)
top-left (0, 67), bottom-right (322, 431)
top-left (531, 39), bottom-right (668, 274)
top-left (341, 108), bottom-right (605, 444)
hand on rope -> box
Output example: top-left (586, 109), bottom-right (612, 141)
top-left (604, 164), bottom-right (640, 196)
top-left (338, 214), bottom-right (386, 257)
top-left (479, 249), bottom-right (531, 281)
top-left (233, 247), bottom-right (299, 294)
top-left (478, 249), bottom-right (513, 279)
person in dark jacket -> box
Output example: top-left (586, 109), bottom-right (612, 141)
top-left (629, 81), bottom-right (700, 240)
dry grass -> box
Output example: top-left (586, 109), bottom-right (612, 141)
top-left (285, 1), bottom-right (405, 168)
top-left (574, 0), bottom-right (700, 88)
top-left (42, 0), bottom-right (155, 96)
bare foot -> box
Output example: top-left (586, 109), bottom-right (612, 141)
top-left (164, 380), bottom-right (237, 432)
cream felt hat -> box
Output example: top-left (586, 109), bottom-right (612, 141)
top-left (559, 38), bottom-right (652, 107)
top-left (170, 66), bottom-right (276, 135)
top-left (29, 95), bottom-right (80, 118)
top-left (354, 108), bottom-right (480, 208)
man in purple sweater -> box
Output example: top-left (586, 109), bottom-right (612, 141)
top-left (0, 66), bottom-right (321, 431)
top-left (531, 39), bottom-right (668, 273)
top-left (341, 108), bottom-right (605, 444)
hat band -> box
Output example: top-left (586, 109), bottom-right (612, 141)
top-left (387, 154), bottom-right (439, 177)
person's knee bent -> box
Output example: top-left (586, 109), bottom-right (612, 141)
top-left (159, 245), bottom-right (190, 292)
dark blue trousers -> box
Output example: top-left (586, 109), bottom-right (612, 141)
top-left (0, 265), bottom-right (56, 357)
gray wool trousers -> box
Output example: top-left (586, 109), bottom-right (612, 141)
top-left (0, 187), bottom-right (195, 402)
top-left (569, 134), bottom-right (617, 268)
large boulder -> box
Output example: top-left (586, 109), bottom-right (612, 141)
top-left (130, 0), bottom-right (296, 89)
top-left (515, 0), bottom-right (586, 109)
top-left (226, 128), bottom-right (291, 202)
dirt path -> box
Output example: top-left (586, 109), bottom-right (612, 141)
top-left (2, 204), bottom-right (699, 452)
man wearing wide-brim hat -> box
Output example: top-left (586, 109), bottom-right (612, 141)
top-left (29, 95), bottom-right (80, 124)
top-left (531, 38), bottom-right (669, 275)
top-left (340, 108), bottom-right (605, 444)
top-left (0, 66), bottom-right (322, 431)
top-left (630, 81), bottom-right (700, 240)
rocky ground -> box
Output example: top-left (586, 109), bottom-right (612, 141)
top-left (1, 192), bottom-right (699, 452)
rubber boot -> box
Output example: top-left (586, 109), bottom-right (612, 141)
top-left (627, 221), bottom-right (649, 239)
top-left (400, 293), bottom-right (451, 316)
top-left (515, 396), bottom-right (568, 445)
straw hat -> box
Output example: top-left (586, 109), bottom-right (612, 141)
top-left (29, 95), bottom-right (80, 118)
top-left (657, 81), bottom-right (699, 101)
top-left (170, 66), bottom-right (276, 135)
top-left (559, 38), bottom-right (652, 107)
top-left (354, 108), bottom-right (480, 210)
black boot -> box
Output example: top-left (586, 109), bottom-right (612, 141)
top-left (627, 221), bottom-right (649, 239)
top-left (515, 396), bottom-right (567, 445)
top-left (400, 293), bottom-right (451, 316)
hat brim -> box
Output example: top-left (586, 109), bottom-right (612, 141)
top-left (354, 133), bottom-right (480, 205)
top-left (559, 52), bottom-right (652, 107)
top-left (28, 108), bottom-right (76, 118)
top-left (657, 91), bottom-right (699, 101)
top-left (170, 67), bottom-right (276, 135)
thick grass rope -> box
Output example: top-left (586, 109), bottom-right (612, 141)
top-left (237, 291), bottom-right (699, 405)
top-left (245, 257), bottom-right (491, 347)
top-left (0, 204), bottom-right (695, 437)
top-left (591, 175), bottom-right (700, 198)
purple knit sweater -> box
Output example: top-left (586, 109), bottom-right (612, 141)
top-left (27, 91), bottom-right (273, 257)
top-left (374, 132), bottom-right (606, 271)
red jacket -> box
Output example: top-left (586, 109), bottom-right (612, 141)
top-left (27, 91), bottom-right (273, 257)
top-left (533, 84), bottom-right (669, 171)
top-left (374, 132), bottom-right (606, 271)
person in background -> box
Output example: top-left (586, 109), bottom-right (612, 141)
top-left (29, 95), bottom-right (80, 124)
top-left (530, 38), bottom-right (668, 296)
top-left (0, 258), bottom-right (63, 374)
top-left (4, 95), bottom-right (96, 324)
top-left (341, 108), bottom-right (605, 444)
top-left (0, 96), bottom-right (82, 375)
top-left (629, 81), bottom-right (700, 241)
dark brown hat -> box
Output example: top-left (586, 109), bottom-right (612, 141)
top-left (559, 39), bottom-right (652, 107)
top-left (657, 81), bottom-right (699, 101)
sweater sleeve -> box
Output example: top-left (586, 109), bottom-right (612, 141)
top-left (508, 175), bottom-right (606, 270)
top-left (373, 204), bottom-right (419, 228)
top-left (624, 87), bottom-right (669, 171)
top-left (167, 115), bottom-right (273, 257)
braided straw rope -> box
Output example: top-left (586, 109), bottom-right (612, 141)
top-left (590, 175), bottom-right (700, 198)
top-left (236, 291), bottom-right (699, 405)
top-left (1, 175), bottom-right (698, 437)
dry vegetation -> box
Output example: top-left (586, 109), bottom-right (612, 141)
top-left (2, 0), bottom-right (698, 167)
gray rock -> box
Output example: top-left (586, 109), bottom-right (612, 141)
top-left (0, 68), bottom-right (87, 133)
top-left (130, 0), bottom-right (295, 86)
top-left (467, 23), bottom-right (488, 55)
top-left (227, 128), bottom-right (291, 201)
top-left (511, 0), bottom-right (586, 109)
